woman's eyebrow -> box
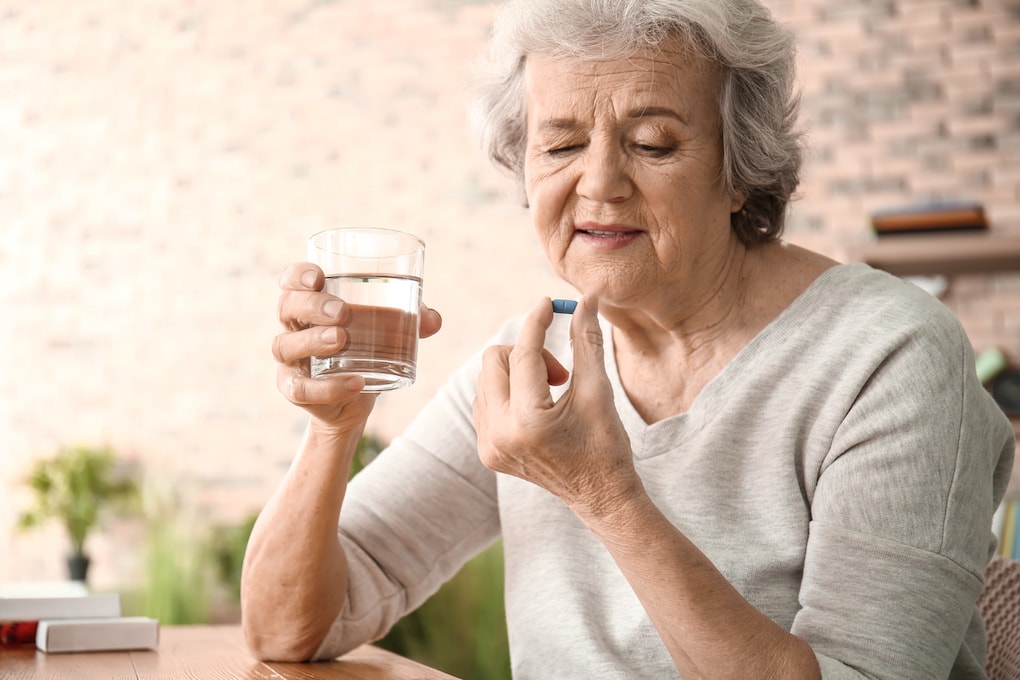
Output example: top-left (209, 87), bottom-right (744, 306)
top-left (536, 118), bottom-right (581, 132)
top-left (627, 106), bottom-right (686, 123)
top-left (535, 107), bottom-right (686, 133)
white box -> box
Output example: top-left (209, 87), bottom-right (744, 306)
top-left (36, 616), bottom-right (159, 653)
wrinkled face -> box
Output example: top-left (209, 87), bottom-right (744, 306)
top-left (523, 46), bottom-right (745, 306)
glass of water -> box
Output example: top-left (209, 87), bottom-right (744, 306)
top-left (307, 227), bottom-right (425, 392)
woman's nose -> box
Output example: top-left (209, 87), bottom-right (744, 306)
top-left (576, 141), bottom-right (632, 204)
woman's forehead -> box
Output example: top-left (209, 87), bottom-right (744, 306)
top-left (523, 49), bottom-right (719, 122)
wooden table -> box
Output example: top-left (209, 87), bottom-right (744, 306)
top-left (0, 624), bottom-right (460, 679)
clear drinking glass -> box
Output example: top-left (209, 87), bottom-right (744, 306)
top-left (307, 227), bottom-right (425, 392)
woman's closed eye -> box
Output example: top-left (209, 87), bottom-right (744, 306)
top-left (547, 144), bottom-right (585, 157)
top-left (546, 142), bottom-right (674, 158)
top-left (632, 142), bottom-right (675, 157)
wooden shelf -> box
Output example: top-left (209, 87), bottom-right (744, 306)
top-left (847, 232), bottom-right (1020, 276)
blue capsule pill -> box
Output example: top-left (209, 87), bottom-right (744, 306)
top-left (551, 299), bottom-right (577, 314)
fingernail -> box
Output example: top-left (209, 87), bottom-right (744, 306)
top-left (301, 269), bottom-right (319, 288)
top-left (320, 326), bottom-right (338, 343)
top-left (324, 300), bottom-right (343, 318)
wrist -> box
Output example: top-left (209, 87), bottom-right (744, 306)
top-left (302, 419), bottom-right (367, 467)
top-left (569, 471), bottom-right (651, 531)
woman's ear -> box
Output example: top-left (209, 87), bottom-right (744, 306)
top-left (729, 190), bottom-right (747, 214)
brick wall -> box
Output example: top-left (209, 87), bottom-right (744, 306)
top-left (1, 0), bottom-right (1017, 588)
top-left (772, 0), bottom-right (1020, 364)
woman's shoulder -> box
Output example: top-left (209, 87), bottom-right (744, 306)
top-left (750, 243), bottom-right (957, 341)
top-left (759, 262), bottom-right (973, 384)
top-left (800, 262), bottom-right (963, 336)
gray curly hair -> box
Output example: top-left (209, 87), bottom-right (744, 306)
top-left (470, 0), bottom-right (803, 245)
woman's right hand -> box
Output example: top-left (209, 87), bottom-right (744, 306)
top-left (271, 262), bottom-right (443, 432)
top-left (273, 262), bottom-right (375, 431)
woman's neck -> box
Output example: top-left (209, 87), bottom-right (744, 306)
top-left (603, 241), bottom-right (836, 422)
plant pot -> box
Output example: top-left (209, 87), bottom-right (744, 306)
top-left (67, 554), bottom-right (90, 582)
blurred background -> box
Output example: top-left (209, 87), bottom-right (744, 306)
top-left (1, 0), bottom-right (1018, 676)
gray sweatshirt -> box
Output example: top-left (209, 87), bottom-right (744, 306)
top-left (314, 263), bottom-right (1014, 679)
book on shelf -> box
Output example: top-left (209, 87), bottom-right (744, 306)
top-left (870, 200), bottom-right (987, 236)
top-left (35, 616), bottom-right (159, 653)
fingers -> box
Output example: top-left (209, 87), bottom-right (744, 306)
top-left (516, 297), bottom-right (555, 348)
top-left (275, 265), bottom-right (350, 364)
top-left (543, 348), bottom-right (570, 387)
top-left (477, 343), bottom-right (512, 418)
top-left (280, 262), bottom-right (324, 292)
top-left (508, 298), bottom-right (560, 409)
top-left (274, 263), bottom-right (379, 424)
top-left (518, 299), bottom-right (569, 386)
top-left (567, 294), bottom-right (608, 393)
top-left (478, 299), bottom-right (569, 407)
top-left (272, 324), bottom-right (348, 365)
top-left (278, 263), bottom-right (350, 332)
top-left (276, 366), bottom-right (365, 405)
top-left (420, 306), bottom-right (443, 339)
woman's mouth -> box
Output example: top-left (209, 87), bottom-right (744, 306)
top-left (574, 223), bottom-right (642, 249)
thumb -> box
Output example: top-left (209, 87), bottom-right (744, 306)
top-left (568, 294), bottom-right (609, 392)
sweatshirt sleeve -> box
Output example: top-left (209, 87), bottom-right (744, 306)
top-left (312, 348), bottom-right (501, 659)
top-left (792, 300), bottom-right (1014, 679)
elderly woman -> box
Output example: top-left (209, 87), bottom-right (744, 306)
top-left (241, 0), bottom-right (1014, 678)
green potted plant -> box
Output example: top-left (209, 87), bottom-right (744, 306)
top-left (18, 444), bottom-right (139, 582)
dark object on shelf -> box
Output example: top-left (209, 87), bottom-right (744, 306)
top-left (991, 369), bottom-right (1020, 418)
top-left (871, 200), bottom-right (987, 236)
top-left (66, 554), bottom-right (90, 582)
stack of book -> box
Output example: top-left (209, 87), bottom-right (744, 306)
top-left (0, 585), bottom-right (158, 653)
top-left (870, 200), bottom-right (988, 236)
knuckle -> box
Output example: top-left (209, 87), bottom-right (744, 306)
top-left (284, 373), bottom-right (308, 404)
top-left (507, 344), bottom-right (539, 368)
top-left (578, 326), bottom-right (604, 354)
top-left (290, 379), bottom-right (307, 404)
top-left (480, 344), bottom-right (505, 366)
top-left (277, 289), bottom-right (298, 327)
top-left (280, 263), bottom-right (320, 291)
top-left (276, 368), bottom-right (295, 399)
top-left (278, 263), bottom-right (301, 288)
top-left (271, 333), bottom-right (288, 363)
top-left (279, 289), bottom-right (320, 331)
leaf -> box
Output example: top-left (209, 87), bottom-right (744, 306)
top-left (17, 444), bottom-right (140, 556)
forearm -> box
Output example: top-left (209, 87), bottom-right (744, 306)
top-left (241, 423), bottom-right (362, 661)
top-left (577, 490), bottom-right (820, 680)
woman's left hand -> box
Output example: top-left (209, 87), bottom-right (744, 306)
top-left (474, 295), bottom-right (642, 517)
